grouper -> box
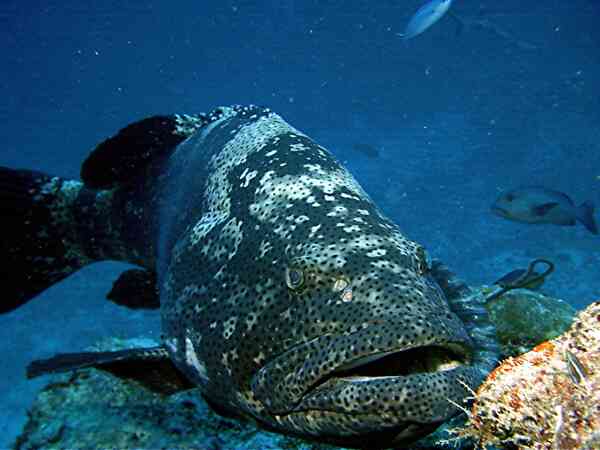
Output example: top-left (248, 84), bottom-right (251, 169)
top-left (0, 105), bottom-right (499, 448)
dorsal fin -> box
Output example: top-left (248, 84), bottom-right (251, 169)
top-left (81, 114), bottom-right (207, 189)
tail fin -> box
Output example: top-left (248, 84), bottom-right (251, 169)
top-left (0, 167), bottom-right (93, 313)
top-left (1, 115), bottom-right (203, 313)
top-left (576, 201), bottom-right (598, 235)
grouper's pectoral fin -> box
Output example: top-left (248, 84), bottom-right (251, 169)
top-left (107, 268), bottom-right (160, 309)
top-left (27, 346), bottom-right (195, 395)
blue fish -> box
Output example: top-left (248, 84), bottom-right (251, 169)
top-left (403, 0), bottom-right (454, 40)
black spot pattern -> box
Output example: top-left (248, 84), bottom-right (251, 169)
top-left (152, 106), bottom-right (495, 448)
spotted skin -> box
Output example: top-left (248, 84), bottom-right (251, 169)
top-left (154, 106), bottom-right (488, 446)
top-left (3, 106), bottom-right (497, 447)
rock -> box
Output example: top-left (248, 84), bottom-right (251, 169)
top-left (482, 287), bottom-right (576, 357)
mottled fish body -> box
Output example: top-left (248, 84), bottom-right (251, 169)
top-left (491, 186), bottom-right (598, 235)
top-left (403, 0), bottom-right (453, 40)
top-left (2, 106), bottom-right (499, 447)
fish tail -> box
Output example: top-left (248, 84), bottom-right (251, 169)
top-left (0, 167), bottom-right (86, 312)
top-left (576, 200), bottom-right (598, 235)
top-left (0, 166), bottom-right (139, 313)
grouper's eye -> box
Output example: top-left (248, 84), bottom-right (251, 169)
top-left (285, 267), bottom-right (305, 290)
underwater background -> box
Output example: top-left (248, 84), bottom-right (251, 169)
top-left (1, 0), bottom-right (599, 447)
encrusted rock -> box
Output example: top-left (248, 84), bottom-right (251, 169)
top-left (456, 301), bottom-right (600, 449)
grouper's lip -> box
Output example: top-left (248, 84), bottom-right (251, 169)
top-left (251, 323), bottom-right (474, 418)
top-left (294, 363), bottom-right (476, 421)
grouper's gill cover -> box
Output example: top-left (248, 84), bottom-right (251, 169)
top-left (156, 106), bottom-right (497, 447)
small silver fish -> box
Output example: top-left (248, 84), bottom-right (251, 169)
top-left (403, 0), bottom-right (454, 40)
top-left (565, 349), bottom-right (588, 385)
top-left (491, 186), bottom-right (598, 235)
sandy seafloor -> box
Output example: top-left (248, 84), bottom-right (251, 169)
top-left (1, 1), bottom-right (600, 448)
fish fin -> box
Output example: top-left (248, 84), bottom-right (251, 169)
top-left (27, 346), bottom-right (195, 395)
top-left (201, 393), bottom-right (245, 420)
top-left (80, 114), bottom-right (206, 189)
top-left (428, 259), bottom-right (471, 300)
top-left (576, 201), bottom-right (599, 235)
top-left (107, 269), bottom-right (159, 309)
top-left (0, 167), bottom-right (89, 313)
top-left (532, 202), bottom-right (560, 216)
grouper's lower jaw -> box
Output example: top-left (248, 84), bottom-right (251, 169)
top-left (295, 364), bottom-right (475, 419)
top-left (260, 357), bottom-right (477, 448)
top-left (263, 367), bottom-right (477, 448)
top-left (269, 411), bottom-right (443, 449)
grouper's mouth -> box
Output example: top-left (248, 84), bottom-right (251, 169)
top-left (294, 343), bottom-right (473, 419)
top-left (325, 342), bottom-right (468, 377)
top-left (251, 327), bottom-right (474, 422)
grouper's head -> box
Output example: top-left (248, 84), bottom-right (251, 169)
top-left (161, 109), bottom-right (489, 448)
top-left (227, 144), bottom-right (477, 447)
top-left (247, 224), bottom-right (477, 447)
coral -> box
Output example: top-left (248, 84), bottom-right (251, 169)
top-left (455, 301), bottom-right (600, 449)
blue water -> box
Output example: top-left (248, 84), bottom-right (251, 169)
top-left (1, 0), bottom-right (599, 446)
